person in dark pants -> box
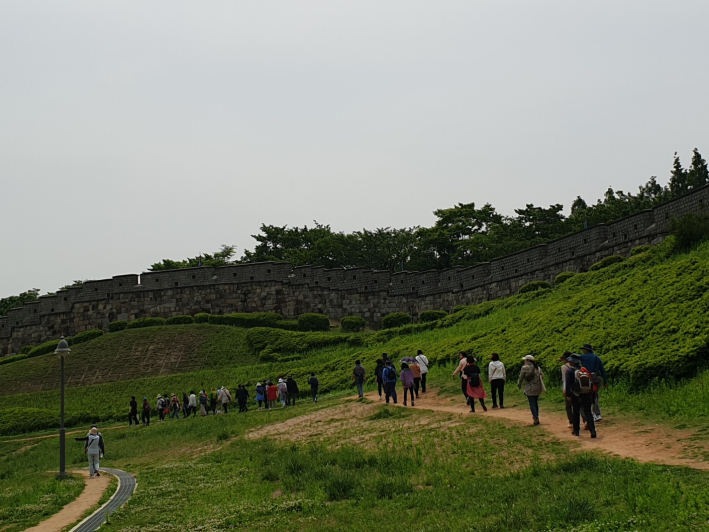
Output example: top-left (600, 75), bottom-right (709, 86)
top-left (487, 353), bottom-right (506, 408)
top-left (129, 396), bottom-right (139, 426)
top-left (578, 344), bottom-right (607, 422)
top-left (209, 388), bottom-right (218, 415)
top-left (237, 385), bottom-right (249, 412)
top-left (374, 359), bottom-right (385, 400)
top-left (352, 360), bottom-right (366, 398)
top-left (452, 352), bottom-right (469, 402)
top-left (141, 397), bottom-right (151, 426)
top-left (383, 360), bottom-right (398, 404)
top-left (182, 392), bottom-right (190, 418)
top-left (566, 354), bottom-right (597, 438)
top-left (415, 350), bottom-right (429, 393)
top-left (156, 395), bottom-right (166, 422)
top-left (308, 373), bottom-right (319, 403)
top-left (286, 376), bottom-right (299, 406)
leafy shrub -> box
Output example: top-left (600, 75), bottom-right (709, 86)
top-left (70, 329), bottom-right (103, 345)
top-left (341, 316), bottom-right (367, 332)
top-left (419, 310), bottom-right (448, 323)
top-left (0, 407), bottom-right (93, 436)
top-left (555, 271), bottom-right (576, 285)
top-left (194, 313), bottom-right (211, 324)
top-left (246, 328), bottom-right (354, 361)
top-left (27, 339), bottom-right (62, 358)
top-left (670, 212), bottom-right (709, 250)
top-left (381, 312), bottom-right (412, 329)
top-left (20, 345), bottom-right (34, 354)
top-left (298, 313), bottom-right (330, 332)
top-left (631, 245), bottom-right (651, 256)
top-left (452, 305), bottom-right (467, 314)
top-left (0, 353), bottom-right (28, 366)
top-left (519, 281), bottom-right (551, 294)
top-left (275, 319), bottom-right (299, 331)
top-left (108, 320), bottom-right (127, 333)
top-left (589, 255), bottom-right (626, 271)
top-left (126, 317), bottom-right (166, 329)
top-left (325, 471), bottom-right (359, 501)
top-left (208, 312), bottom-right (284, 328)
top-left (167, 315), bottom-right (194, 325)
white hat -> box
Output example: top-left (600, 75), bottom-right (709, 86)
top-left (256, 382), bottom-right (262, 386)
top-left (522, 355), bottom-right (535, 361)
top-left (278, 378), bottom-right (284, 383)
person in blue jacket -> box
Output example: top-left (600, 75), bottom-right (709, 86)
top-left (382, 360), bottom-right (398, 404)
top-left (578, 344), bottom-right (607, 422)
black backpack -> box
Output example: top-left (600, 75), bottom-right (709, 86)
top-left (468, 373), bottom-right (480, 387)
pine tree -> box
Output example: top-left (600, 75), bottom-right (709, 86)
top-left (686, 148), bottom-right (708, 190)
top-left (668, 152), bottom-right (689, 198)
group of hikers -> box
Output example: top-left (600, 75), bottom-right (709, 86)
top-left (449, 343), bottom-right (606, 438)
top-left (127, 375), bottom-right (321, 426)
top-left (351, 350), bottom-right (430, 406)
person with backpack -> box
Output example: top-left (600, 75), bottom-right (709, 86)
top-left (400, 363), bottom-right (415, 407)
top-left (209, 388), bottom-right (218, 415)
top-left (286, 376), bottom-right (299, 406)
top-left (170, 393), bottom-right (181, 419)
top-left (374, 359), bottom-right (385, 400)
top-left (452, 352), bottom-right (470, 402)
top-left (415, 350), bottom-right (429, 393)
top-left (566, 354), bottom-right (597, 438)
top-left (383, 360), bottom-right (398, 404)
top-left (409, 358), bottom-right (422, 398)
top-left (308, 373), bottom-right (319, 403)
top-left (488, 353), bottom-right (506, 409)
top-left (199, 390), bottom-right (208, 416)
top-left (464, 355), bottom-right (488, 412)
top-left (278, 378), bottom-right (288, 407)
top-left (237, 385), bottom-right (250, 412)
top-left (188, 391), bottom-right (198, 417)
top-left (256, 382), bottom-right (266, 410)
top-left (220, 385), bottom-right (232, 413)
top-left (156, 395), bottom-right (166, 422)
top-left (74, 427), bottom-right (105, 479)
top-left (141, 397), bottom-right (151, 426)
top-left (517, 355), bottom-right (543, 425)
top-left (579, 344), bottom-right (607, 422)
top-left (128, 396), bottom-right (139, 426)
top-left (352, 360), bottom-right (366, 398)
top-left (182, 392), bottom-right (190, 418)
top-left (559, 352), bottom-right (578, 428)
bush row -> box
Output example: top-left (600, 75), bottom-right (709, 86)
top-left (25, 329), bottom-right (104, 359)
top-left (246, 327), bottom-right (361, 362)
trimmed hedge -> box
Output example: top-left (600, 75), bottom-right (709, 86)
top-left (590, 255), bottom-right (626, 271)
top-left (341, 316), bottom-right (367, 332)
top-left (108, 321), bottom-right (127, 333)
top-left (419, 310), bottom-right (448, 323)
top-left (631, 245), bottom-right (651, 256)
top-left (452, 305), bottom-right (467, 314)
top-left (381, 312), bottom-right (412, 329)
top-left (126, 317), bottom-right (167, 329)
top-left (208, 312), bottom-right (284, 328)
top-left (20, 345), bottom-right (34, 354)
top-left (194, 313), bottom-right (211, 324)
top-left (246, 327), bottom-right (354, 362)
top-left (275, 319), bottom-right (300, 331)
top-left (298, 313), bottom-right (331, 332)
top-left (166, 315), bottom-right (195, 325)
top-left (555, 271), bottom-right (576, 285)
top-left (27, 339), bottom-right (62, 358)
top-left (0, 353), bottom-right (28, 366)
top-left (519, 281), bottom-right (551, 294)
top-left (71, 329), bottom-right (104, 345)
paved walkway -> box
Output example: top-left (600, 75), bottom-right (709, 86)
top-left (69, 468), bottom-right (136, 532)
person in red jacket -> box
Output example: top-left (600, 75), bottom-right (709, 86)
top-left (267, 381), bottom-right (279, 409)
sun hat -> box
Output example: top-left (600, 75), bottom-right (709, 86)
top-left (568, 353), bottom-right (582, 364)
top-left (157, 394), bottom-right (162, 398)
top-left (522, 355), bottom-right (535, 361)
top-left (580, 344), bottom-right (593, 352)
top-left (278, 378), bottom-right (284, 383)
top-left (256, 382), bottom-right (262, 386)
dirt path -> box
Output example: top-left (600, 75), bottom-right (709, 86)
top-left (24, 470), bottom-right (110, 532)
top-left (365, 390), bottom-right (709, 471)
top-left (1, 424), bottom-right (124, 444)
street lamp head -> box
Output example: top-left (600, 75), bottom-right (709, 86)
top-left (54, 336), bottom-right (71, 356)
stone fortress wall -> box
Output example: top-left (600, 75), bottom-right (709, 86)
top-left (2, 185), bottom-right (708, 355)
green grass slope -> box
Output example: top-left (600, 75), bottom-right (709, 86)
top-left (0, 324), bottom-right (253, 395)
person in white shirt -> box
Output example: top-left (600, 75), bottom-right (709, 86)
top-left (488, 353), bottom-right (507, 408)
top-left (452, 352), bottom-right (469, 401)
top-left (188, 391), bottom-right (197, 417)
top-left (415, 350), bottom-right (430, 393)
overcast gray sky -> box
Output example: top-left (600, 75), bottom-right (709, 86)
top-left (2, 1), bottom-right (708, 297)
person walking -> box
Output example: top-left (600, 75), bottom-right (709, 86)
top-left (566, 354), bottom-right (597, 438)
top-left (464, 355), bottom-right (488, 412)
top-left (74, 427), bottom-right (105, 478)
top-left (374, 359), bottom-right (385, 400)
top-left (452, 352), bottom-right (469, 403)
top-left (352, 360), bottom-right (366, 398)
top-left (409, 358), bottom-right (422, 399)
top-left (141, 397), bottom-right (151, 426)
top-left (188, 391), bottom-right (198, 417)
top-left (286, 376), bottom-right (299, 406)
top-left (156, 395), bottom-right (166, 422)
top-left (220, 385), bottom-right (232, 414)
top-left (170, 393), bottom-right (180, 419)
top-left (559, 352), bottom-right (576, 428)
top-left (578, 344), bottom-right (607, 422)
top-left (199, 390), bottom-right (208, 416)
top-left (308, 372), bottom-right (319, 403)
top-left (128, 396), bottom-right (139, 426)
top-left (488, 353), bottom-right (506, 409)
top-left (182, 392), bottom-right (190, 418)
top-left (400, 363), bottom-right (415, 407)
top-left (517, 355), bottom-right (543, 425)
top-left (277, 378), bottom-right (288, 407)
top-left (209, 388), bottom-right (218, 415)
top-left (382, 360), bottom-right (398, 404)
top-left (237, 385), bottom-right (249, 412)
top-left (415, 350), bottom-right (429, 393)
top-left (256, 382), bottom-right (265, 410)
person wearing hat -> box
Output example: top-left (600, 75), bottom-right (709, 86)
top-left (565, 354), bottom-right (597, 438)
top-left (278, 378), bottom-right (288, 407)
top-left (170, 393), bottom-right (181, 419)
top-left (488, 353), bottom-right (506, 409)
top-left (559, 352), bottom-right (576, 428)
top-left (156, 394), bottom-right (167, 422)
top-left (578, 344), bottom-right (607, 422)
top-left (255, 382), bottom-right (266, 410)
top-left (74, 427), bottom-right (105, 478)
top-left (517, 355), bottom-right (543, 425)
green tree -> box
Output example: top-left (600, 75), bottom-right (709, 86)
top-left (0, 289), bottom-right (40, 316)
top-left (149, 245), bottom-right (237, 271)
top-left (686, 148), bottom-right (708, 191)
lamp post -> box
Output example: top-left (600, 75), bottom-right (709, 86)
top-left (54, 336), bottom-right (71, 479)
